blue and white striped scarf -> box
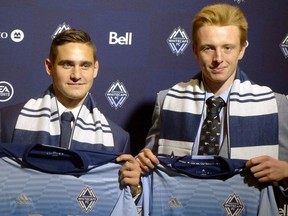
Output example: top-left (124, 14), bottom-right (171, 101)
top-left (12, 86), bottom-right (114, 151)
top-left (159, 68), bottom-right (279, 159)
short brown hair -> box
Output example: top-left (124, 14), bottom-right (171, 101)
top-left (192, 4), bottom-right (248, 47)
top-left (49, 29), bottom-right (97, 63)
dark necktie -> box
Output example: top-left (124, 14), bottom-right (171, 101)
top-left (60, 111), bottom-right (74, 149)
top-left (198, 97), bottom-right (225, 155)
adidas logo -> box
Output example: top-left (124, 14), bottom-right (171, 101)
top-left (16, 193), bottom-right (32, 205)
top-left (168, 197), bottom-right (183, 208)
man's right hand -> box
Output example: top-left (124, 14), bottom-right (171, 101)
top-left (136, 148), bottom-right (160, 174)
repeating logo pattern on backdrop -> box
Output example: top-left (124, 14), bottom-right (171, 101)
top-left (109, 32), bottom-right (133, 45)
top-left (167, 26), bottom-right (190, 56)
top-left (105, 80), bottom-right (129, 109)
top-left (233, 0), bottom-right (245, 3)
top-left (280, 33), bottom-right (288, 58)
top-left (11, 29), bottom-right (24, 42)
top-left (0, 29), bottom-right (24, 43)
top-left (0, 81), bottom-right (14, 102)
top-left (51, 22), bottom-right (71, 39)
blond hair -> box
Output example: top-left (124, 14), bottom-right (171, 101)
top-left (192, 4), bottom-right (248, 47)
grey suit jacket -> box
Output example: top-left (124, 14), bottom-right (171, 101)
top-left (146, 90), bottom-right (288, 161)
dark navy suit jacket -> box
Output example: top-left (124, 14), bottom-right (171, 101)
top-left (0, 103), bottom-right (130, 154)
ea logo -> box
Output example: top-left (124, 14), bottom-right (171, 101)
top-left (0, 81), bottom-right (14, 102)
top-left (10, 29), bottom-right (24, 43)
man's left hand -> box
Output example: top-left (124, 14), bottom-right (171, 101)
top-left (246, 155), bottom-right (288, 183)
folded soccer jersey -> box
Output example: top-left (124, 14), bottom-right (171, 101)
top-left (140, 154), bottom-right (279, 216)
top-left (0, 143), bottom-right (139, 216)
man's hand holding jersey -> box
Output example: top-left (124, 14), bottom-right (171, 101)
top-left (117, 154), bottom-right (142, 197)
top-left (136, 148), bottom-right (159, 174)
top-left (246, 155), bottom-right (288, 185)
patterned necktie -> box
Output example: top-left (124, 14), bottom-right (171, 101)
top-left (60, 111), bottom-right (74, 149)
top-left (198, 97), bottom-right (225, 155)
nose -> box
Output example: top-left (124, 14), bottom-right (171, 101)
top-left (71, 66), bottom-right (81, 80)
top-left (213, 49), bottom-right (223, 64)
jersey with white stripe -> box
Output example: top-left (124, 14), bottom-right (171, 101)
top-left (139, 155), bottom-right (278, 216)
top-left (0, 143), bottom-right (138, 216)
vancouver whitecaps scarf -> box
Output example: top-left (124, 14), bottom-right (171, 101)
top-left (159, 68), bottom-right (279, 159)
top-left (12, 86), bottom-right (114, 150)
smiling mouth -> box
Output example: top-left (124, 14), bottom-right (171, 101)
top-left (211, 67), bottom-right (225, 73)
top-left (68, 83), bottom-right (84, 86)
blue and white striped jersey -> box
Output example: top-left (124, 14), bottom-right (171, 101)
top-left (139, 155), bottom-right (279, 216)
top-left (0, 143), bottom-right (138, 216)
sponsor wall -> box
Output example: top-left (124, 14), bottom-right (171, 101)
top-left (0, 0), bottom-right (287, 156)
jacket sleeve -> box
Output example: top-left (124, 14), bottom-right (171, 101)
top-left (275, 93), bottom-right (288, 161)
top-left (107, 118), bottom-right (130, 154)
top-left (0, 103), bottom-right (24, 143)
top-left (145, 89), bottom-right (169, 154)
top-left (0, 108), bottom-right (2, 143)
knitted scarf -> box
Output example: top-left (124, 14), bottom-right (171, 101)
top-left (159, 68), bottom-right (279, 159)
top-left (12, 86), bottom-right (114, 151)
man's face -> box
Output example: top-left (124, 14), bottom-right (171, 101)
top-left (193, 25), bottom-right (246, 94)
top-left (45, 43), bottom-right (98, 109)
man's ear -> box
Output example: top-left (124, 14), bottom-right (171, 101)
top-left (238, 45), bottom-right (246, 60)
top-left (192, 44), bottom-right (199, 60)
top-left (238, 40), bottom-right (248, 60)
top-left (93, 61), bottom-right (99, 78)
top-left (45, 58), bottom-right (53, 76)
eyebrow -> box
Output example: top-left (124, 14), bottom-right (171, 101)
top-left (199, 43), bottom-right (236, 49)
top-left (58, 60), bottom-right (93, 65)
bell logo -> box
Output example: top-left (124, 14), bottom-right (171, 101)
top-left (109, 32), bottom-right (132, 45)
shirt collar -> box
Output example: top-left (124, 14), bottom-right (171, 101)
top-left (202, 80), bottom-right (231, 103)
top-left (205, 86), bottom-right (231, 103)
top-left (57, 101), bottom-right (81, 120)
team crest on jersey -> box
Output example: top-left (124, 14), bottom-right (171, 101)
top-left (167, 26), bottom-right (190, 56)
top-left (77, 186), bottom-right (98, 213)
top-left (105, 80), bottom-right (129, 109)
top-left (223, 193), bottom-right (244, 216)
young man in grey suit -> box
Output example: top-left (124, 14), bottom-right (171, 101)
top-left (130, 3), bottom-right (288, 188)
